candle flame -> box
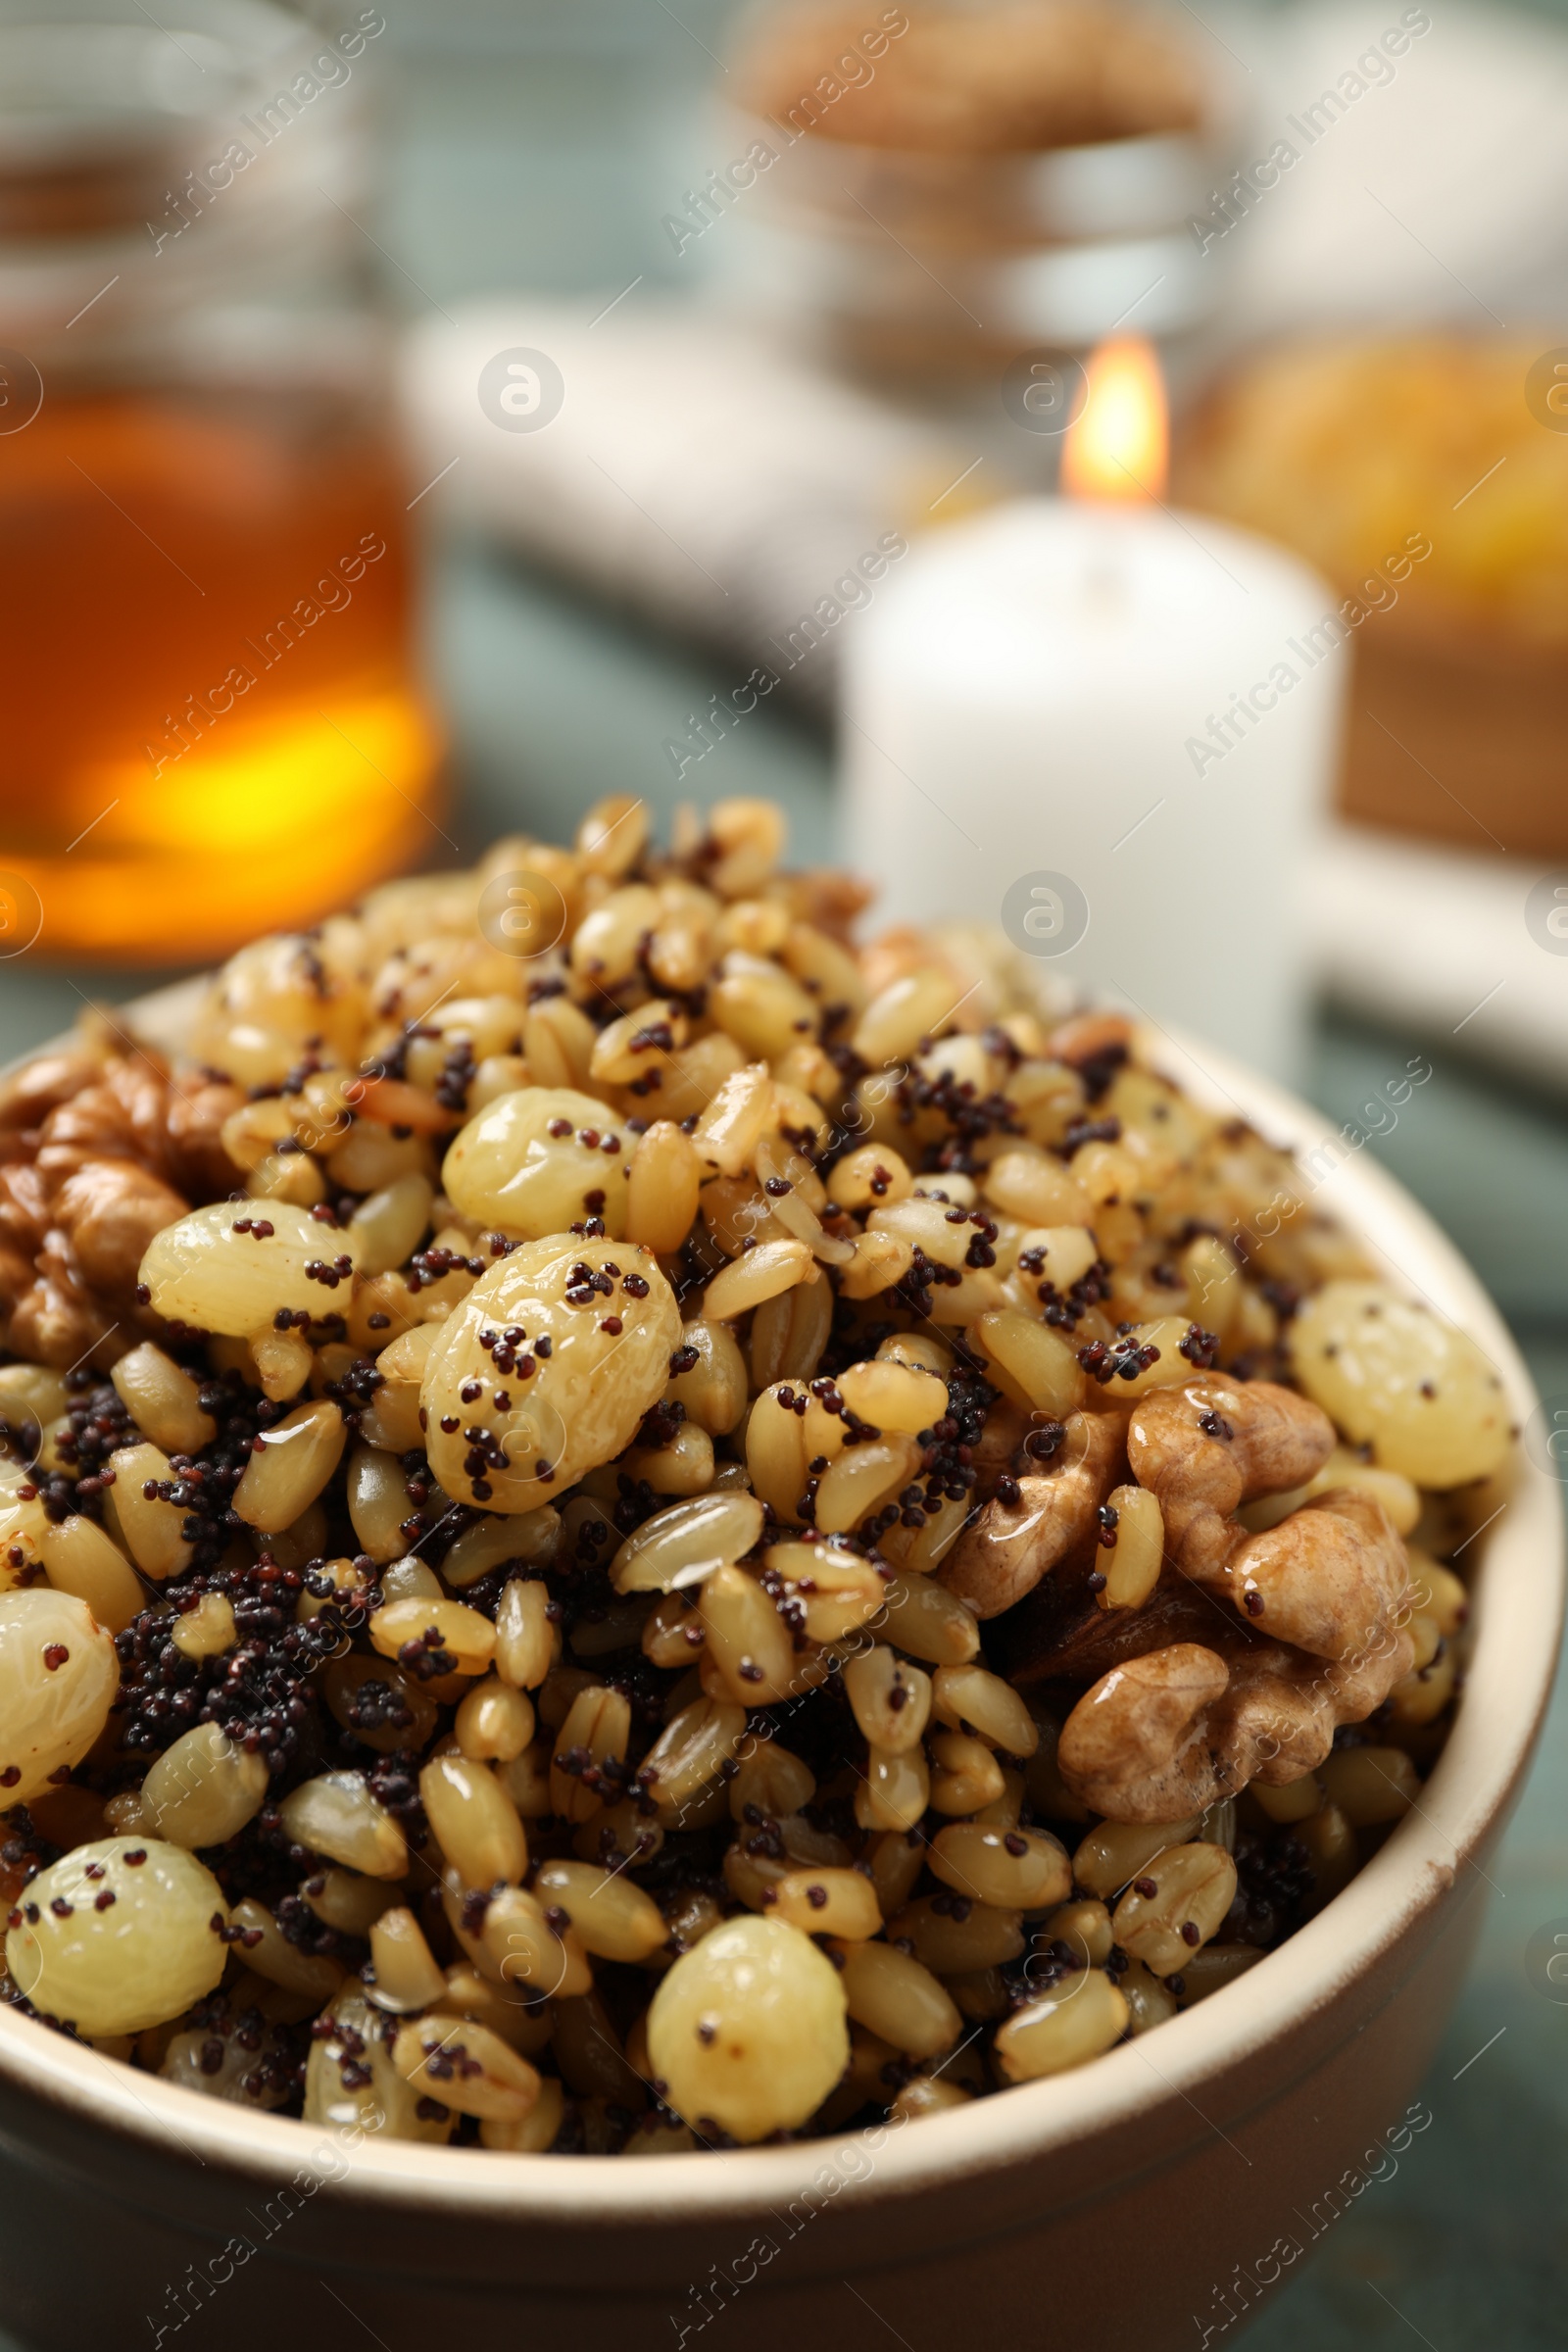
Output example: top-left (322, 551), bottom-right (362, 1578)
top-left (1061, 335), bottom-right (1168, 504)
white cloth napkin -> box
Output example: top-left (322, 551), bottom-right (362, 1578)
top-left (1311, 823), bottom-right (1568, 1089)
top-left (400, 300), bottom-right (960, 708)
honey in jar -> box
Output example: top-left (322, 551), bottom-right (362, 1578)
top-left (0, 0), bottom-right (444, 962)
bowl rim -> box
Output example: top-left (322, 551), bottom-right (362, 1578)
top-left (0, 1004), bottom-right (1559, 2226)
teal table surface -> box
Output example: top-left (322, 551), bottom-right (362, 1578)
top-left (1, 12), bottom-right (1565, 2346)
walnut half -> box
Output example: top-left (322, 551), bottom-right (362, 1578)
top-left (1055, 1614), bottom-right (1416, 1823)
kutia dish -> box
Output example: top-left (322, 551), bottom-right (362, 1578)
top-left (0, 795), bottom-right (1523, 2178)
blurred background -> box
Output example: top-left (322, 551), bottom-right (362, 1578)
top-left (1, 0), bottom-right (1566, 2341)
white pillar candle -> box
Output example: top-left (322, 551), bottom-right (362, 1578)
top-left (841, 498), bottom-right (1346, 1083)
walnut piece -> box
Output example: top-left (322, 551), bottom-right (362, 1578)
top-left (53, 1159), bottom-right (190, 1303)
top-left (1056, 1612), bottom-right (1417, 1823)
top-left (1199, 1488), bottom-right (1413, 1661)
top-left (0, 1037), bottom-right (241, 1371)
top-left (940, 1409), bottom-right (1124, 1619)
top-left (1126, 1377), bottom-right (1335, 1578)
top-left (5, 1238), bottom-right (118, 1371)
top-left (0, 1051), bottom-right (105, 1134)
top-left (967, 1394), bottom-right (1032, 1499)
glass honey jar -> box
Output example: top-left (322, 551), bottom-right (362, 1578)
top-left (0, 0), bottom-right (444, 964)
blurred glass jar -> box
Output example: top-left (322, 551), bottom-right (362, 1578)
top-left (710, 0), bottom-right (1244, 387)
top-left (0, 0), bottom-right (443, 963)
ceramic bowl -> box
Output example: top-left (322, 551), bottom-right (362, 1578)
top-left (0, 1011), bottom-right (1558, 2352)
